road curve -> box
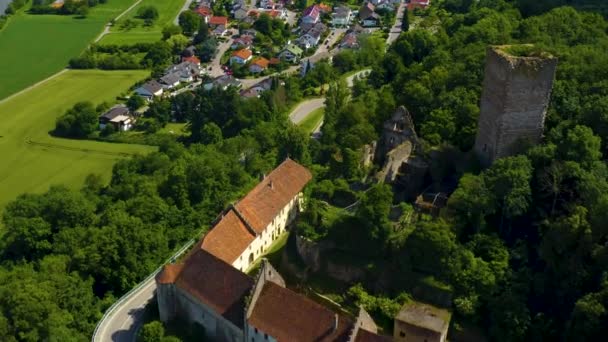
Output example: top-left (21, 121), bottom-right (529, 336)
top-left (92, 241), bottom-right (195, 342)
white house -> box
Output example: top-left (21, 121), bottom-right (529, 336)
top-left (98, 105), bottom-right (133, 131)
top-left (332, 6), bottom-right (352, 27)
top-left (301, 4), bottom-right (320, 24)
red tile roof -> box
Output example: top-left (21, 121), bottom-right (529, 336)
top-left (200, 209), bottom-right (256, 264)
top-left (195, 7), bottom-right (212, 17)
top-left (269, 57), bottom-right (281, 65)
top-left (248, 282), bottom-right (354, 341)
top-left (235, 158), bottom-right (312, 233)
top-left (232, 48), bottom-right (253, 60)
top-left (181, 55), bottom-right (201, 65)
top-left (209, 16), bottom-right (228, 26)
top-left (156, 263), bottom-right (184, 284)
top-left (168, 249), bottom-right (254, 327)
top-left (251, 57), bottom-right (270, 69)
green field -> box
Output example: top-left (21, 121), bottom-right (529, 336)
top-left (0, 0), bottom-right (137, 100)
top-left (298, 108), bottom-right (324, 133)
top-left (0, 69), bottom-right (155, 214)
top-left (99, 0), bottom-right (186, 45)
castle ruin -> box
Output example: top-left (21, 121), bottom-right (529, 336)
top-left (474, 45), bottom-right (558, 166)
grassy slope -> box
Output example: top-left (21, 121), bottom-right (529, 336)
top-left (0, 0), bottom-right (136, 100)
top-left (99, 0), bottom-right (186, 45)
top-left (0, 69), bottom-right (154, 213)
top-left (298, 107), bottom-right (324, 133)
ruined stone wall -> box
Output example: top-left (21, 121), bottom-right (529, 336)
top-left (474, 46), bottom-right (558, 166)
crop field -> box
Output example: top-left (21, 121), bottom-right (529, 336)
top-left (0, 0), bottom-right (137, 100)
top-left (98, 0), bottom-right (186, 45)
top-left (0, 69), bottom-right (155, 214)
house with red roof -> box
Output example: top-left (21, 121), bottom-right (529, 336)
top-left (195, 6), bottom-right (213, 22)
top-left (249, 57), bottom-right (270, 73)
top-left (231, 48), bottom-right (253, 65)
top-left (209, 15), bottom-right (229, 27)
top-left (407, 0), bottom-right (431, 11)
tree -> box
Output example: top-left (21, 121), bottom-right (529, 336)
top-left (401, 8), bottom-right (410, 32)
top-left (126, 95), bottom-right (146, 112)
top-left (178, 10), bottom-right (201, 36)
top-left (138, 321), bottom-right (165, 342)
top-left (194, 21), bottom-right (210, 44)
top-left (54, 101), bottom-right (98, 138)
top-left (482, 156), bottom-right (533, 233)
top-left (162, 24), bottom-right (182, 40)
top-left (137, 5), bottom-right (159, 24)
top-left (447, 174), bottom-right (495, 235)
top-left (143, 41), bottom-right (172, 67)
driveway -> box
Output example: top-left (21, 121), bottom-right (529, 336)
top-left (208, 33), bottom-right (236, 78)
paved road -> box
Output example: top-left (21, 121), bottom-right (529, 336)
top-left (289, 98), bottom-right (325, 124)
top-left (288, 69), bottom-right (371, 125)
top-left (387, 2), bottom-right (406, 46)
top-left (208, 33), bottom-right (236, 77)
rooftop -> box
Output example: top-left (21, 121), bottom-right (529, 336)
top-left (494, 44), bottom-right (554, 59)
top-left (395, 301), bottom-right (451, 334)
top-left (235, 158), bottom-right (312, 233)
top-left (200, 209), bottom-right (256, 265)
top-left (248, 281), bottom-right (353, 341)
top-left (158, 249), bottom-right (255, 328)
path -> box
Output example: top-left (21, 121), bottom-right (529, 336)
top-left (387, 2), bottom-right (406, 46)
top-left (0, 69), bottom-right (69, 106)
top-left (174, 0), bottom-right (196, 25)
top-left (94, 0), bottom-right (144, 43)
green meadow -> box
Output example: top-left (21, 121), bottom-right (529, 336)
top-left (0, 69), bottom-right (155, 213)
top-left (99, 0), bottom-right (186, 45)
top-left (0, 0), bottom-right (137, 100)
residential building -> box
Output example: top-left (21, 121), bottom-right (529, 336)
top-left (204, 75), bottom-right (243, 90)
top-left (240, 78), bottom-right (273, 98)
top-left (195, 6), bottom-right (213, 22)
top-left (99, 105), bottom-right (133, 131)
top-left (301, 4), bottom-right (321, 24)
top-left (231, 35), bottom-right (254, 49)
top-left (407, 0), bottom-right (430, 11)
top-left (376, 0), bottom-right (396, 11)
top-left (394, 302), bottom-right (451, 342)
top-left (340, 31), bottom-right (359, 49)
top-left (298, 22), bottom-right (327, 49)
top-left (234, 7), bottom-right (249, 20)
top-left (213, 24), bottom-right (228, 36)
top-left (332, 6), bottom-right (352, 27)
top-left (249, 57), bottom-right (270, 73)
top-left (278, 44), bottom-right (303, 63)
top-left (362, 12), bottom-right (381, 27)
top-left (181, 55), bottom-right (201, 65)
top-left (359, 2), bottom-right (376, 21)
top-left (230, 48), bottom-right (253, 65)
top-left (165, 61), bottom-right (203, 83)
top-left (134, 80), bottom-right (163, 101)
top-left (209, 16), bottom-right (229, 27)
top-left (159, 73), bottom-right (181, 89)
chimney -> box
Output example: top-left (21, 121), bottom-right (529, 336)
top-left (268, 181), bottom-right (274, 189)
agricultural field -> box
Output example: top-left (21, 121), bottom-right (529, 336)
top-left (0, 69), bottom-right (155, 214)
top-left (0, 0), bottom-right (137, 100)
top-left (98, 0), bottom-right (186, 45)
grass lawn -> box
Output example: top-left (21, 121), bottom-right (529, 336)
top-left (298, 107), bottom-right (324, 133)
top-left (99, 0), bottom-right (186, 45)
top-left (0, 0), bottom-right (137, 100)
top-left (0, 69), bottom-right (155, 215)
top-left (158, 122), bottom-right (188, 136)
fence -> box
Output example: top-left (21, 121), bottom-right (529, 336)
top-left (91, 238), bottom-right (196, 342)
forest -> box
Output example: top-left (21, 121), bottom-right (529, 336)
top-left (1, 0), bottom-right (608, 341)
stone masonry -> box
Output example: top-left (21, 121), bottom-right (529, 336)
top-left (474, 45), bottom-right (558, 166)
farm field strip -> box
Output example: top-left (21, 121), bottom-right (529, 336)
top-left (0, 69), bottom-right (155, 213)
top-left (99, 0), bottom-right (186, 45)
top-left (0, 0), bottom-right (137, 100)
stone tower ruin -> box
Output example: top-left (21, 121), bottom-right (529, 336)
top-left (474, 45), bottom-right (558, 166)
